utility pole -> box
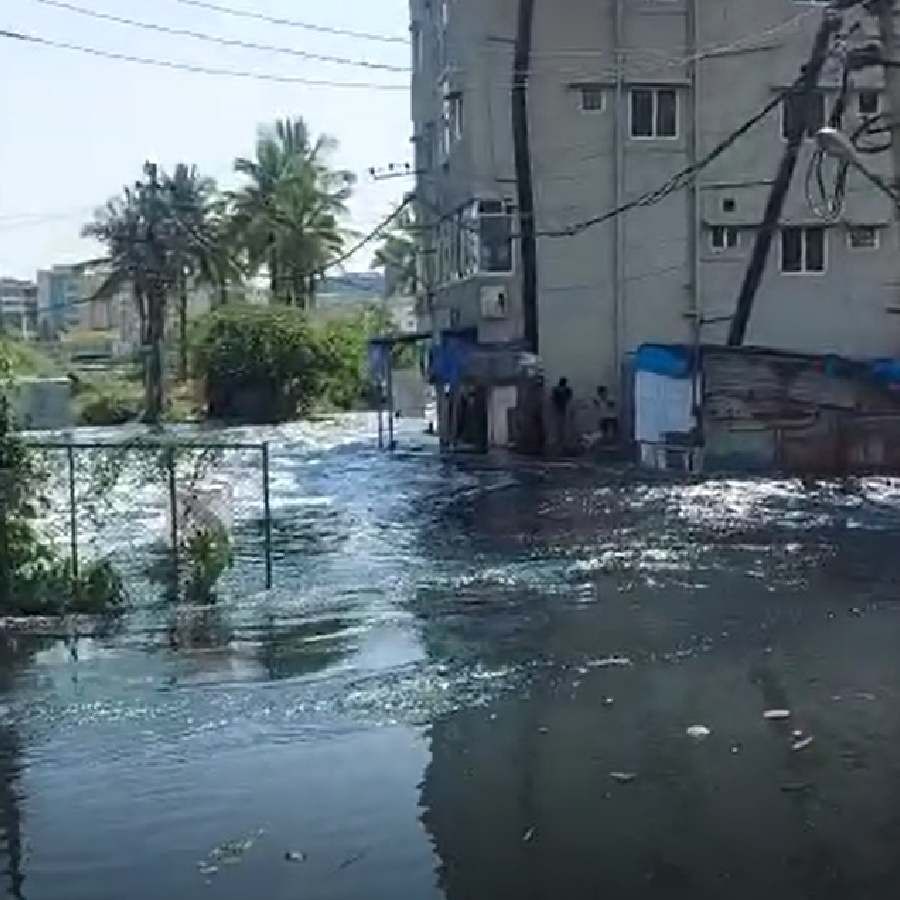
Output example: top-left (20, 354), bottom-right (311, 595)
top-left (728, 12), bottom-right (842, 347)
top-left (512, 0), bottom-right (538, 353)
top-left (876, 0), bottom-right (900, 195)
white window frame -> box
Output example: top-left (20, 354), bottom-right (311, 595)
top-left (477, 199), bottom-right (516, 276)
top-left (781, 90), bottom-right (827, 142)
top-left (434, 199), bottom-right (516, 287)
top-left (857, 90), bottom-right (881, 118)
top-left (629, 87), bottom-right (679, 140)
top-left (578, 86), bottom-right (606, 114)
top-left (847, 225), bottom-right (880, 251)
top-left (709, 225), bottom-right (739, 252)
top-left (780, 226), bottom-right (828, 276)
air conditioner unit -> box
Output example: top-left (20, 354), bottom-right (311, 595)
top-left (481, 286), bottom-right (509, 319)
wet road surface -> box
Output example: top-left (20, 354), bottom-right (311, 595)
top-left (4, 416), bottom-right (900, 899)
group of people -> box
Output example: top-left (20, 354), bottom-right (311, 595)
top-left (551, 377), bottom-right (618, 452)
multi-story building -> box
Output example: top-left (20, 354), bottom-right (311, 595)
top-left (36, 263), bottom-right (134, 345)
top-left (0, 278), bottom-right (38, 339)
top-left (411, 0), bottom-right (900, 449)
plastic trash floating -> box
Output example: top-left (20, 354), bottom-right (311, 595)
top-left (686, 725), bottom-right (711, 740)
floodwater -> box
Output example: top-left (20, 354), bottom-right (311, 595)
top-left (5, 415), bottom-right (900, 899)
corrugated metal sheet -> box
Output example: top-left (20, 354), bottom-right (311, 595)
top-left (701, 348), bottom-right (900, 474)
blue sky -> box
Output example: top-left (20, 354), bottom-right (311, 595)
top-left (0, 0), bottom-right (412, 279)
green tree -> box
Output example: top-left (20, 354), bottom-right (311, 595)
top-left (231, 117), bottom-right (355, 309)
top-left (192, 305), bottom-right (324, 423)
top-left (84, 162), bottom-right (234, 420)
top-left (372, 205), bottom-right (418, 297)
top-left (165, 164), bottom-right (242, 380)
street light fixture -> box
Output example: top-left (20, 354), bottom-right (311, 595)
top-left (815, 126), bottom-right (900, 203)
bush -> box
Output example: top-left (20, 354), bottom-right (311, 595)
top-left (76, 376), bottom-right (143, 426)
top-left (192, 305), bottom-right (323, 423)
top-left (184, 524), bottom-right (233, 604)
top-left (0, 338), bottom-right (58, 377)
top-left (1, 348), bottom-right (126, 617)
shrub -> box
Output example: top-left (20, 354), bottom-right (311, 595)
top-left (1, 347), bottom-right (126, 617)
top-left (184, 524), bottom-right (233, 604)
top-left (192, 305), bottom-right (323, 423)
top-left (76, 376), bottom-right (143, 426)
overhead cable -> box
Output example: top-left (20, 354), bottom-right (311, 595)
top-left (0, 28), bottom-right (408, 89)
top-left (27, 0), bottom-right (410, 72)
top-left (167, 0), bottom-right (408, 45)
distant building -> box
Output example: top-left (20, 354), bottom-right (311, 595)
top-left (0, 278), bottom-right (38, 339)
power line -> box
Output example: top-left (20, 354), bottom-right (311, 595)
top-left (167, 0), bottom-right (408, 45)
top-left (535, 80), bottom-right (806, 238)
top-left (0, 28), bottom-right (408, 89)
top-left (311, 202), bottom-right (412, 279)
top-left (27, 0), bottom-right (410, 73)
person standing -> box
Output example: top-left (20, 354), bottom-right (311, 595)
top-left (551, 377), bottom-right (573, 453)
top-left (595, 385), bottom-right (618, 443)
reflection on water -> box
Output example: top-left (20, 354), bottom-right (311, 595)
top-left (4, 417), bottom-right (900, 897)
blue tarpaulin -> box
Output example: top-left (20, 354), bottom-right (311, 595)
top-left (634, 345), bottom-right (694, 379)
top-left (431, 334), bottom-right (475, 387)
top-left (868, 359), bottom-right (900, 387)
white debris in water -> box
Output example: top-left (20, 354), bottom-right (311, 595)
top-left (686, 725), bottom-right (711, 740)
top-left (284, 851), bottom-right (307, 863)
top-left (609, 772), bottom-right (637, 784)
top-left (792, 736), bottom-right (815, 752)
top-left (522, 827), bottom-right (535, 843)
top-left (588, 656), bottom-right (632, 669)
top-left (763, 709), bottom-right (791, 721)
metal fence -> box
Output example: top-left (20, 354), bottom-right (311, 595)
top-left (18, 439), bottom-right (274, 602)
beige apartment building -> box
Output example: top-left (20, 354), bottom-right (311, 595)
top-left (410, 0), bottom-right (899, 448)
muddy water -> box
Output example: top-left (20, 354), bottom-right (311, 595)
top-left (4, 416), bottom-right (900, 899)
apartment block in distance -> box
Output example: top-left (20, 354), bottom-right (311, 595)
top-left (410, 0), bottom-right (900, 450)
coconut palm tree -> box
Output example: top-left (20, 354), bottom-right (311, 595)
top-left (83, 166), bottom-right (174, 422)
top-left (230, 117), bottom-right (355, 309)
top-left (164, 164), bottom-right (243, 379)
top-left (372, 206), bottom-right (418, 297)
top-left (84, 162), bottom-right (235, 420)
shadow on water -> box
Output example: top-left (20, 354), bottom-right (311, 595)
top-left (0, 633), bottom-right (61, 900)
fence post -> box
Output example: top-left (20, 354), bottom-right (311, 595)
top-left (167, 446), bottom-right (179, 588)
top-left (262, 441), bottom-right (273, 590)
top-left (387, 350), bottom-right (395, 451)
top-left (67, 445), bottom-right (79, 582)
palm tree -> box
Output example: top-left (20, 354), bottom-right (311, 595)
top-left (231, 117), bottom-right (355, 309)
top-left (164, 164), bottom-right (242, 379)
top-left (372, 206), bottom-right (418, 297)
top-left (84, 162), bottom-right (235, 420)
top-left (83, 167), bottom-right (172, 422)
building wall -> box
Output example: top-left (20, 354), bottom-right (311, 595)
top-left (413, 0), bottom-right (900, 446)
top-left (0, 279), bottom-right (37, 339)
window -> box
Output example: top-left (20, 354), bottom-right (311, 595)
top-left (848, 225), bottom-right (879, 250)
top-left (579, 87), bottom-right (606, 113)
top-left (781, 226), bottom-right (826, 274)
top-left (436, 200), bottom-right (515, 285)
top-left (722, 198), bottom-right (737, 213)
top-left (859, 90), bottom-right (880, 117)
top-left (630, 88), bottom-right (678, 138)
top-left (478, 200), bottom-right (515, 274)
top-left (782, 91), bottom-right (826, 140)
top-left (710, 226), bottom-right (739, 251)
top-left (441, 90), bottom-right (463, 158)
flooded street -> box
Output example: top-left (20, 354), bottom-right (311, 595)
top-left (4, 415), bottom-right (900, 899)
